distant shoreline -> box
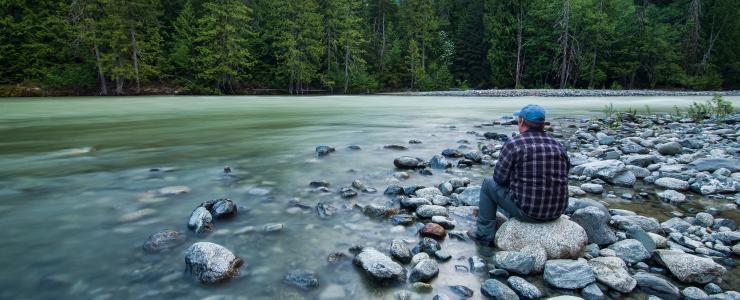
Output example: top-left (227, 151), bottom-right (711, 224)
top-left (387, 89), bottom-right (740, 97)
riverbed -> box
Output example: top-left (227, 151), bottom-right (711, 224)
top-left (0, 95), bottom-right (738, 299)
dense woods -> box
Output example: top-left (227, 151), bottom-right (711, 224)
top-left (1, 0), bottom-right (738, 95)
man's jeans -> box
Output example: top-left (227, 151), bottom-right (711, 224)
top-left (476, 177), bottom-right (542, 241)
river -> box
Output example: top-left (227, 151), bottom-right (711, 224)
top-left (0, 95), bottom-right (738, 299)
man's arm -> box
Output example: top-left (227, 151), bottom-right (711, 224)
top-left (493, 142), bottom-right (515, 186)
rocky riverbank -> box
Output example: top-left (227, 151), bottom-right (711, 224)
top-left (143, 110), bottom-right (739, 299)
top-left (393, 89), bottom-right (740, 97)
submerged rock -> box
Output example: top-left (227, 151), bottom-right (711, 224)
top-left (143, 229), bottom-right (186, 253)
top-left (184, 242), bottom-right (243, 284)
top-left (496, 217), bottom-right (587, 260)
top-left (284, 269), bottom-right (319, 290)
top-left (394, 156), bottom-right (424, 169)
top-left (353, 247), bottom-right (407, 285)
top-left (316, 145), bottom-right (336, 156)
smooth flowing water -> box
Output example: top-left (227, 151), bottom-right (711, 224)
top-left (0, 95), bottom-right (738, 300)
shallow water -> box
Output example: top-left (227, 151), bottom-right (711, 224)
top-left (0, 95), bottom-right (738, 299)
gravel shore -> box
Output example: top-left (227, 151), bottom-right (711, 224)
top-left (392, 89), bottom-right (740, 97)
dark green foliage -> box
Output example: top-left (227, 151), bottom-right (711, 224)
top-left (1, 0), bottom-right (739, 95)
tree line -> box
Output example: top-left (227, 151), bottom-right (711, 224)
top-left (1, 0), bottom-right (738, 95)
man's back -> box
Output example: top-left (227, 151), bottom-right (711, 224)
top-left (493, 130), bottom-right (570, 220)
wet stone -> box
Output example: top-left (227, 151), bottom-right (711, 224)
top-left (143, 230), bottom-right (186, 253)
top-left (493, 251), bottom-right (536, 275)
top-left (390, 239), bottom-right (412, 264)
top-left (283, 269), bottom-right (319, 291)
top-left (390, 214), bottom-right (414, 225)
top-left (408, 259), bottom-right (439, 283)
top-left (468, 256), bottom-right (487, 274)
top-left (582, 283), bottom-right (604, 300)
top-left (188, 207), bottom-right (213, 233)
top-left (481, 279), bottom-right (519, 300)
top-left (184, 242), bottom-right (243, 284)
top-left (507, 276), bottom-right (543, 299)
top-left (608, 239), bottom-right (650, 264)
top-left (418, 223), bottom-right (446, 240)
top-left (543, 259), bottom-right (596, 290)
top-left (449, 285), bottom-right (474, 298)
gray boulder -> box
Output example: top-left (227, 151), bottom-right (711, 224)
top-left (689, 158), bottom-right (740, 172)
top-left (496, 217), bottom-right (587, 260)
top-left (582, 283), bottom-right (604, 300)
top-left (611, 215), bottom-right (660, 232)
top-left (571, 206), bottom-right (618, 246)
top-left (657, 142), bottom-right (683, 156)
top-left (209, 198), bottom-right (237, 218)
top-left (390, 239), bottom-right (412, 264)
top-left (543, 259), bottom-right (596, 289)
top-left (416, 205), bottom-right (448, 218)
top-left (394, 156), bottom-right (423, 169)
top-left (507, 276), bottom-right (542, 299)
top-left (608, 239), bottom-right (651, 264)
top-left (580, 183), bottom-right (604, 194)
top-left (588, 256), bottom-right (636, 293)
top-left (622, 154), bottom-right (659, 167)
top-left (657, 190), bottom-right (686, 204)
top-left (456, 185), bottom-right (481, 206)
top-left (188, 207), bottom-right (214, 233)
top-left (633, 272), bottom-right (680, 300)
top-left (612, 170), bottom-right (636, 187)
top-left (353, 247), bottom-right (407, 285)
top-left (184, 242), bottom-right (243, 284)
top-left (415, 187), bottom-right (442, 200)
top-left (655, 177), bottom-right (690, 191)
top-left (481, 279), bottom-right (520, 299)
top-left (493, 251), bottom-right (536, 275)
top-left (409, 259), bottom-right (439, 283)
top-left (655, 250), bottom-right (727, 284)
top-left (682, 287), bottom-right (709, 300)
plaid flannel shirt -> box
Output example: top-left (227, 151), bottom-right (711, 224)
top-left (493, 130), bottom-right (570, 220)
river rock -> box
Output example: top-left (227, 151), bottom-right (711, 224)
top-left (654, 250), bottom-right (727, 284)
top-left (394, 156), bottom-right (423, 169)
top-left (481, 279), bottom-right (519, 299)
top-left (415, 187), bottom-right (442, 200)
top-left (507, 276), bottom-right (542, 299)
top-left (390, 214), bottom-right (414, 225)
top-left (456, 185), bottom-right (481, 206)
top-left (143, 229), bottom-right (186, 253)
top-left (682, 287), bottom-right (709, 300)
top-left (430, 155), bottom-right (452, 169)
top-left (657, 190), bottom-right (686, 204)
top-left (689, 158), bottom-right (740, 172)
top-left (543, 259), bottom-right (596, 289)
top-left (209, 198), bottom-right (237, 218)
top-left (316, 145), bottom-right (335, 156)
top-left (610, 215), bottom-right (660, 232)
top-left (362, 204), bottom-right (399, 218)
top-left (565, 198), bottom-right (610, 217)
top-left (622, 154), bottom-right (659, 167)
top-left (573, 160), bottom-right (625, 180)
top-left (390, 239), bottom-right (412, 264)
top-left (620, 142), bottom-right (648, 154)
top-left (419, 223), bottom-right (446, 240)
top-left (712, 231), bottom-right (740, 244)
top-left (184, 242), bottom-right (243, 284)
top-left (633, 272), bottom-right (680, 300)
top-left (657, 142), bottom-right (683, 155)
top-left (353, 247), bottom-right (407, 285)
top-left (449, 285), bottom-right (474, 298)
top-left (607, 239), bottom-right (650, 263)
top-left (588, 256), bottom-right (636, 293)
top-left (469, 256), bottom-right (487, 273)
top-left (580, 183), bottom-right (604, 194)
top-left (419, 237), bottom-right (441, 255)
top-left (442, 148), bottom-right (464, 158)
top-left (626, 165), bottom-right (650, 178)
top-left (571, 206), bottom-right (618, 246)
top-left (188, 207), bottom-right (214, 233)
top-left (431, 215), bottom-right (456, 229)
top-left (401, 197), bottom-right (431, 209)
top-left (284, 269), bottom-right (319, 290)
top-left (493, 251), bottom-right (535, 275)
top-left (416, 205), bottom-right (448, 218)
top-left (582, 283), bottom-right (604, 300)
top-left (695, 212), bottom-right (714, 227)
top-left (655, 177), bottom-right (690, 191)
top-left (612, 170), bottom-right (636, 187)
top-left (409, 259), bottom-right (439, 283)
top-left (496, 217), bottom-right (587, 260)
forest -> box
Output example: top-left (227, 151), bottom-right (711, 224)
top-left (1, 0), bottom-right (738, 95)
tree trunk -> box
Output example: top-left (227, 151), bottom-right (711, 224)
top-left (129, 28), bottom-right (141, 94)
top-left (514, 3), bottom-right (523, 89)
top-left (588, 50), bottom-right (597, 89)
top-left (93, 44), bottom-right (108, 96)
top-left (344, 47), bottom-right (350, 93)
top-left (558, 0), bottom-right (571, 89)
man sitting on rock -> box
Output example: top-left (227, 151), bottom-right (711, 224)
top-left (468, 104), bottom-right (570, 245)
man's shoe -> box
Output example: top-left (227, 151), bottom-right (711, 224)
top-left (466, 230), bottom-right (495, 247)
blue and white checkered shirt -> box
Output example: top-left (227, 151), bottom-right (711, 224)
top-left (493, 130), bottom-right (570, 220)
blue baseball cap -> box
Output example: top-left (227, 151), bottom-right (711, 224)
top-left (513, 104), bottom-right (546, 123)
